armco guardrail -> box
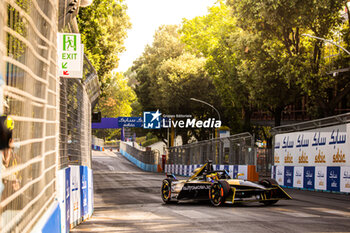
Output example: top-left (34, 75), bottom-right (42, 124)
top-left (120, 141), bottom-right (159, 172)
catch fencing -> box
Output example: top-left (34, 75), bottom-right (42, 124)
top-left (168, 132), bottom-right (256, 166)
top-left (1, 0), bottom-right (59, 232)
top-left (0, 1), bottom-right (99, 232)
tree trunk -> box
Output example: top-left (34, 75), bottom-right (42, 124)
top-left (274, 106), bottom-right (283, 127)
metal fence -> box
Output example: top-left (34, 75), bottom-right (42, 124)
top-left (0, 0), bottom-right (100, 232)
top-left (120, 142), bottom-right (158, 165)
top-left (1, 0), bottom-right (59, 232)
top-left (168, 132), bottom-right (256, 166)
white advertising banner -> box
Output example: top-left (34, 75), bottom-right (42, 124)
top-left (274, 124), bottom-right (349, 167)
top-left (238, 165), bottom-right (247, 180)
top-left (57, 169), bottom-right (67, 233)
top-left (88, 168), bottom-right (94, 216)
top-left (70, 166), bottom-right (81, 226)
top-left (315, 166), bottom-right (327, 190)
top-left (340, 166), bottom-right (350, 193)
top-left (58, 33), bottom-right (83, 78)
top-left (293, 166), bottom-right (304, 188)
top-left (276, 166), bottom-right (285, 186)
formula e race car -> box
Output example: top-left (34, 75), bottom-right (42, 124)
top-left (161, 161), bottom-right (291, 206)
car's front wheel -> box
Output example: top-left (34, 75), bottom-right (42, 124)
top-left (161, 179), bottom-right (176, 204)
top-left (209, 181), bottom-right (230, 207)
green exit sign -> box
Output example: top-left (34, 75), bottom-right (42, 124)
top-left (57, 33), bottom-right (83, 78)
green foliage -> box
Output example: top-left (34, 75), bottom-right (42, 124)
top-left (77, 0), bottom-right (131, 93)
top-left (132, 25), bottom-right (221, 143)
top-left (142, 137), bottom-right (159, 147)
top-left (93, 72), bottom-right (136, 139)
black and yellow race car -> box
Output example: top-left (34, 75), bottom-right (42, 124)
top-left (161, 161), bottom-right (291, 206)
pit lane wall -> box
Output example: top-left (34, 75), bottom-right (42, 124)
top-left (30, 165), bottom-right (94, 233)
top-left (272, 123), bottom-right (350, 194)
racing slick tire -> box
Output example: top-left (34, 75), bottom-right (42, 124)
top-left (259, 178), bottom-right (278, 188)
top-left (261, 200), bottom-right (278, 206)
top-left (209, 180), bottom-right (230, 207)
top-left (161, 179), bottom-right (177, 204)
top-left (259, 179), bottom-right (279, 206)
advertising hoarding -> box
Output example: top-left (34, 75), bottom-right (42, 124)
top-left (274, 124), bottom-right (349, 167)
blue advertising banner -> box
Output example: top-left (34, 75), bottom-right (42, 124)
top-left (224, 165), bottom-right (229, 172)
top-left (304, 166), bottom-right (315, 190)
top-left (65, 167), bottom-right (70, 233)
top-left (117, 117), bottom-right (143, 128)
top-left (327, 166), bottom-right (340, 192)
top-left (80, 166), bottom-right (88, 219)
top-left (232, 165), bottom-right (239, 179)
top-left (284, 166), bottom-right (294, 187)
top-left (92, 118), bottom-right (118, 129)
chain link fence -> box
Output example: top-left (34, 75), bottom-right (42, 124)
top-left (1, 0), bottom-right (59, 232)
top-left (168, 132), bottom-right (256, 166)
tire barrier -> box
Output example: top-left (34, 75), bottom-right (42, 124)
top-left (164, 164), bottom-right (259, 181)
top-left (271, 165), bottom-right (350, 194)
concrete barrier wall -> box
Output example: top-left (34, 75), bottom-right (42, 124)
top-left (164, 164), bottom-right (259, 181)
top-left (273, 122), bottom-right (350, 194)
top-left (31, 165), bottom-right (94, 233)
top-left (119, 141), bottom-right (158, 172)
top-left (271, 165), bottom-right (350, 194)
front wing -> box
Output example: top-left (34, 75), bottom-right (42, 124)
top-left (225, 186), bottom-right (292, 204)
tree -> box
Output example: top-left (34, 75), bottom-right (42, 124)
top-left (93, 72), bottom-right (136, 140)
top-left (227, 0), bottom-right (349, 119)
top-left (77, 0), bottom-right (131, 93)
top-left (132, 25), bottom-right (220, 143)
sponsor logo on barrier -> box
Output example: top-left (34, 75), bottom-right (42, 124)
top-left (315, 150), bottom-right (326, 163)
top-left (298, 151), bottom-right (309, 164)
top-left (317, 170), bottom-right (325, 178)
top-left (331, 181), bottom-right (338, 188)
top-left (284, 152), bottom-right (293, 163)
top-left (296, 170), bottom-right (302, 176)
top-left (329, 170), bottom-right (338, 179)
top-left (274, 155), bottom-right (280, 164)
top-left (333, 149), bottom-right (346, 163)
top-left (345, 182), bottom-right (350, 188)
top-left (344, 171), bottom-right (350, 179)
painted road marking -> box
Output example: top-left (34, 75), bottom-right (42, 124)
top-left (305, 208), bottom-right (350, 218)
top-left (272, 208), bottom-right (320, 218)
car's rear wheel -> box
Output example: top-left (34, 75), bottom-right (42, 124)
top-left (209, 181), bottom-right (230, 207)
top-left (161, 179), bottom-right (175, 204)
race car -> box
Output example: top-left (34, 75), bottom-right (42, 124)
top-left (161, 161), bottom-right (292, 206)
